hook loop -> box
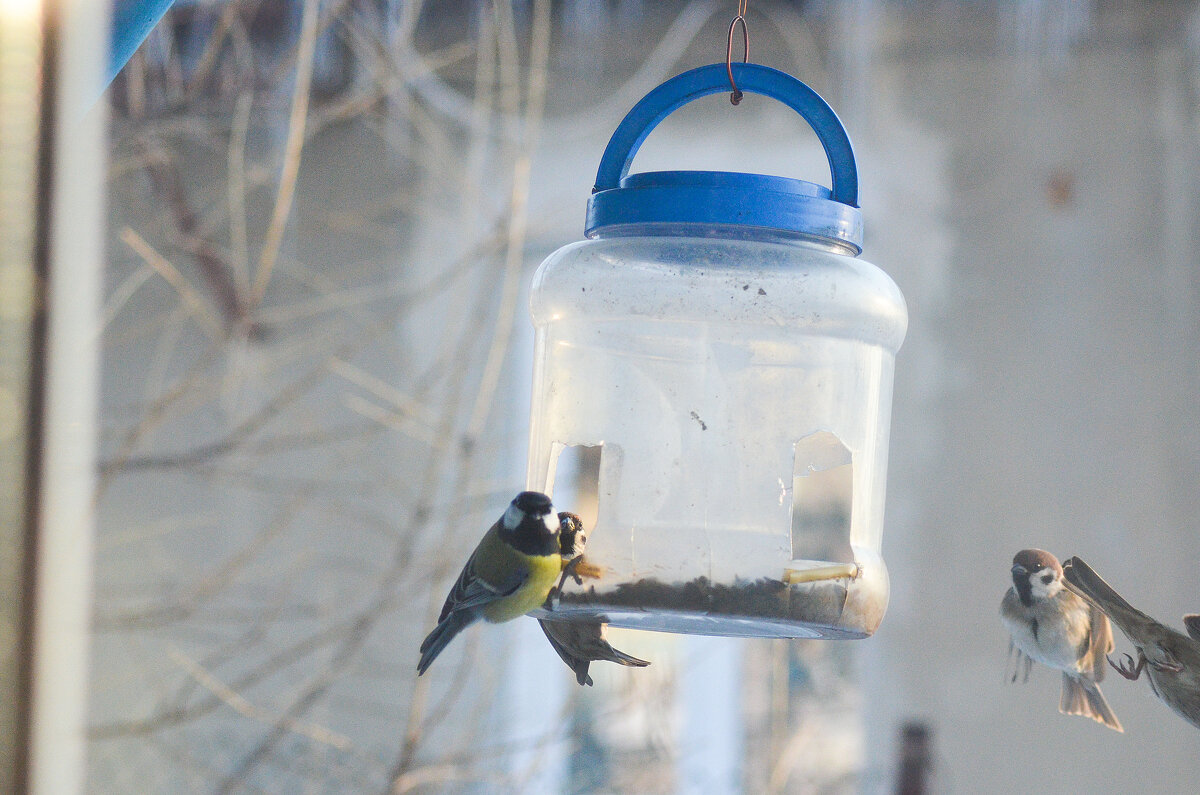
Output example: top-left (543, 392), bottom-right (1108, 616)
top-left (726, 3), bottom-right (749, 105)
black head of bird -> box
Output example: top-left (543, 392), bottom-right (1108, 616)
top-left (501, 491), bottom-right (560, 557)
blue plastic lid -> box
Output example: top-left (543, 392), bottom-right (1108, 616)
top-left (586, 63), bottom-right (864, 255)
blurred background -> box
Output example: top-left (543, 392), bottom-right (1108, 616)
top-left (10, 0), bottom-right (1200, 792)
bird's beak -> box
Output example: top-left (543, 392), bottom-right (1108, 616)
top-left (1011, 565), bottom-right (1027, 577)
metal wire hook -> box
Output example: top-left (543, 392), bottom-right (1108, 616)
top-left (726, 2), bottom-right (750, 105)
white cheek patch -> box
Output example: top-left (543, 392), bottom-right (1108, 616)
top-left (1030, 572), bottom-right (1063, 599)
top-left (543, 513), bottom-right (559, 534)
top-left (503, 503), bottom-right (524, 531)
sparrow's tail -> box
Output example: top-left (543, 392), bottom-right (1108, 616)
top-left (1062, 556), bottom-right (1159, 640)
top-left (417, 611), bottom-right (474, 676)
top-left (562, 644), bottom-right (648, 687)
top-left (573, 645), bottom-right (649, 687)
top-left (601, 645), bottom-right (651, 668)
top-left (1060, 673), bottom-right (1123, 732)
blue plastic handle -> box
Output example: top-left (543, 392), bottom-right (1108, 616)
top-left (109, 0), bottom-right (177, 86)
top-left (594, 63), bottom-right (859, 208)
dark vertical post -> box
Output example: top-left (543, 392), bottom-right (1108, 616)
top-left (895, 721), bottom-right (932, 795)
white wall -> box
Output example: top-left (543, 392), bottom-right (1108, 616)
top-left (859, 3), bottom-right (1200, 791)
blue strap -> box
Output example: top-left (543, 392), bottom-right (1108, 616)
top-left (594, 63), bottom-right (859, 208)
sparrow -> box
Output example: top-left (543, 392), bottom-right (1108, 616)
top-left (1000, 548), bottom-right (1122, 731)
top-left (538, 512), bottom-right (650, 686)
top-left (417, 491), bottom-right (562, 676)
top-left (1062, 556), bottom-right (1200, 730)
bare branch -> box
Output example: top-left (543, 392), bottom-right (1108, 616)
top-left (119, 226), bottom-right (224, 339)
top-left (227, 88), bottom-right (254, 298)
top-left (465, 0), bottom-right (550, 443)
top-left (184, 0), bottom-right (246, 99)
top-left (251, 0), bottom-right (321, 306)
top-left (135, 140), bottom-right (247, 327)
top-left (168, 647), bottom-right (353, 750)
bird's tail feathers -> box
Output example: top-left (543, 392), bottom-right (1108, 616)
top-left (417, 611), bottom-right (474, 676)
top-left (1060, 673), bottom-right (1123, 733)
top-left (604, 647), bottom-right (651, 668)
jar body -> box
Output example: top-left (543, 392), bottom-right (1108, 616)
top-left (527, 233), bottom-right (907, 638)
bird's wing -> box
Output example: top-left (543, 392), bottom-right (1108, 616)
top-left (1086, 602), bottom-right (1115, 682)
top-left (539, 619), bottom-right (594, 686)
top-left (999, 587), bottom-right (1019, 622)
top-left (437, 547), bottom-right (527, 623)
top-left (1000, 588), bottom-right (1035, 683)
top-left (1184, 614), bottom-right (1200, 642)
top-left (999, 587), bottom-right (1029, 636)
top-left (1062, 556), bottom-right (1159, 642)
top-left (540, 619), bottom-right (585, 669)
top-left (1005, 637), bottom-right (1033, 684)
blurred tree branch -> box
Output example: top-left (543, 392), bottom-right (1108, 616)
top-left (91, 2), bottom-right (731, 791)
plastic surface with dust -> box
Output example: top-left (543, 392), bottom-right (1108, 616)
top-left (526, 64), bottom-right (907, 639)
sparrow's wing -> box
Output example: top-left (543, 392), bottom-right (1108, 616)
top-left (1005, 640), bottom-right (1032, 684)
top-left (539, 619), bottom-right (593, 686)
top-left (1000, 588), bottom-right (1033, 683)
top-left (999, 587), bottom-right (1023, 626)
top-left (1063, 557), bottom-right (1160, 643)
top-left (1184, 614), bottom-right (1200, 642)
top-left (540, 619), bottom-right (651, 687)
top-left (540, 619), bottom-right (585, 668)
top-left (1085, 603), bottom-right (1115, 682)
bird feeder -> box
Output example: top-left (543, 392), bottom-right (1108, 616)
top-left (526, 64), bottom-right (907, 639)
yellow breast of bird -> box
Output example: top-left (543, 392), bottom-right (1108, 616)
top-left (479, 546), bottom-right (562, 624)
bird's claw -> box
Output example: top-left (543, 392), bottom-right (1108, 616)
top-left (1108, 652), bottom-right (1145, 681)
top-left (1149, 658), bottom-right (1185, 674)
top-left (546, 555), bottom-right (586, 611)
top-left (563, 554), bottom-right (585, 586)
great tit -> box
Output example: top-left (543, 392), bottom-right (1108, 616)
top-left (539, 512), bottom-right (650, 686)
top-left (417, 491), bottom-right (562, 676)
